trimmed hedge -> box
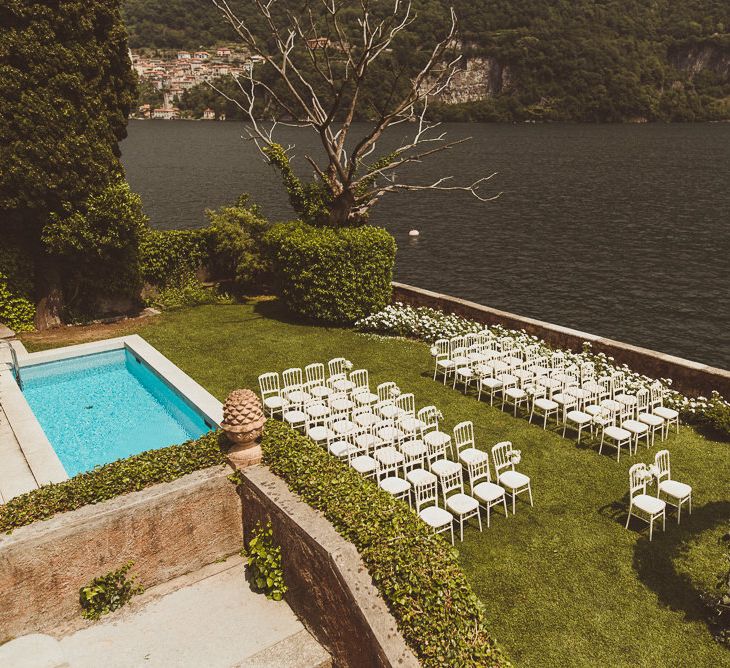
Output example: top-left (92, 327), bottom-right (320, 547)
top-left (0, 432), bottom-right (225, 533)
top-left (264, 222), bottom-right (396, 324)
top-left (262, 420), bottom-right (510, 667)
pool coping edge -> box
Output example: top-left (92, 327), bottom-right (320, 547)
top-left (2, 336), bottom-right (223, 501)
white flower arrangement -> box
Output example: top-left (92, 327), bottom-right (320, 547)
top-left (430, 345), bottom-right (439, 357)
top-left (390, 386), bottom-right (401, 399)
top-left (435, 409), bottom-right (444, 421)
top-left (509, 449), bottom-right (522, 465)
top-left (638, 465), bottom-right (658, 484)
top-left (343, 360), bottom-right (353, 371)
top-left (355, 303), bottom-right (730, 433)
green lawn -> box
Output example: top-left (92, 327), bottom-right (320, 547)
top-left (23, 301), bottom-right (730, 667)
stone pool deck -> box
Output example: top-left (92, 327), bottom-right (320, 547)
top-left (0, 556), bottom-right (331, 668)
top-left (0, 340), bottom-right (66, 502)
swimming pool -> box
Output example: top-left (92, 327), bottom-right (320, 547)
top-left (22, 346), bottom-right (215, 477)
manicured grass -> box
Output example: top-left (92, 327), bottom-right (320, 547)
top-left (22, 301), bottom-right (730, 667)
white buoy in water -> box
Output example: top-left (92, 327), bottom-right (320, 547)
top-left (409, 229), bottom-right (420, 237)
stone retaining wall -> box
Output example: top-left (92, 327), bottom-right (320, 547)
top-left (393, 282), bottom-right (730, 398)
top-left (239, 465), bottom-right (419, 668)
top-left (0, 466), bottom-right (241, 642)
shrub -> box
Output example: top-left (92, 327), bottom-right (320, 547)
top-left (145, 277), bottom-right (233, 311)
top-left (0, 271), bottom-right (35, 332)
top-left (262, 420), bottom-right (509, 667)
top-left (139, 227), bottom-right (209, 287)
top-left (265, 222), bottom-right (396, 324)
top-left (0, 432), bottom-right (225, 533)
top-left (205, 194), bottom-right (271, 292)
top-left (79, 561), bottom-right (144, 620)
top-left (244, 520), bottom-right (287, 601)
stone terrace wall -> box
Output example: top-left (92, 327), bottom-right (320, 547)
top-left (393, 282), bottom-right (730, 398)
top-left (239, 465), bottom-right (419, 668)
top-left (0, 466), bottom-right (241, 642)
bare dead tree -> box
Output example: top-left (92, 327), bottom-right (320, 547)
top-left (210, 0), bottom-right (499, 226)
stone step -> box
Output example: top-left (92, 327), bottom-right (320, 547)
top-left (0, 556), bottom-right (331, 668)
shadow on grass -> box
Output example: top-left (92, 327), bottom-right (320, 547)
top-left (632, 500), bottom-right (730, 626)
top-left (252, 298), bottom-right (350, 331)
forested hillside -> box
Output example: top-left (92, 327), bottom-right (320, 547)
top-left (123, 0), bottom-right (730, 121)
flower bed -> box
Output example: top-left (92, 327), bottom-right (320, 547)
top-left (355, 303), bottom-right (730, 440)
top-left (262, 420), bottom-right (510, 667)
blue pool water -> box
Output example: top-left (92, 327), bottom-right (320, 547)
top-left (22, 348), bottom-right (212, 476)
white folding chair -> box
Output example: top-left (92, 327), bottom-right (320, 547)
top-left (414, 478), bottom-right (454, 545)
top-left (258, 372), bottom-right (285, 417)
top-left (305, 362), bottom-right (333, 400)
top-left (562, 396), bottom-right (593, 443)
top-left (351, 369), bottom-right (378, 406)
top-left (465, 456), bottom-right (508, 528)
top-left (432, 338), bottom-right (454, 384)
top-left (439, 468), bottom-right (481, 542)
top-left (453, 421), bottom-right (487, 467)
top-left (637, 388), bottom-right (664, 445)
top-left (282, 367), bottom-right (311, 404)
top-left (529, 385), bottom-right (559, 429)
top-left (650, 383), bottom-right (679, 436)
top-left (654, 449), bottom-right (692, 523)
top-left (492, 441), bottom-right (533, 514)
top-left (598, 407), bottom-right (633, 461)
top-left (625, 463), bottom-right (666, 541)
top-left (328, 357), bottom-right (355, 393)
top-left (378, 453), bottom-right (411, 505)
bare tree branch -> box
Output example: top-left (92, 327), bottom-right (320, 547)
top-left (209, 0), bottom-right (498, 225)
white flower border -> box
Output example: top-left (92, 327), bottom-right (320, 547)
top-left (355, 302), bottom-right (730, 428)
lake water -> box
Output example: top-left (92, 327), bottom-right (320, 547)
top-left (121, 121), bottom-right (730, 370)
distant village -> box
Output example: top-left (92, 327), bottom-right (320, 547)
top-left (130, 47), bottom-right (261, 120)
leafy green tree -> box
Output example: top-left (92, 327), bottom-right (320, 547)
top-left (42, 180), bottom-right (148, 317)
top-left (204, 195), bottom-right (271, 291)
top-left (0, 0), bottom-right (138, 318)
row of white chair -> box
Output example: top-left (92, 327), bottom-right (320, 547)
top-left (432, 336), bottom-right (679, 461)
top-left (259, 363), bottom-right (533, 544)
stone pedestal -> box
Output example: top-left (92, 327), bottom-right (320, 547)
top-left (221, 389), bottom-right (265, 470)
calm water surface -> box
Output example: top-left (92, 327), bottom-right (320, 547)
top-left (121, 121), bottom-right (730, 370)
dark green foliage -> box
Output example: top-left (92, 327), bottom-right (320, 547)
top-left (204, 195), bottom-right (271, 291)
top-left (123, 0), bottom-right (729, 122)
top-left (0, 247), bottom-right (36, 331)
top-left (0, 272), bottom-right (36, 332)
top-left (264, 222), bottom-right (396, 324)
top-left (262, 420), bottom-right (509, 667)
top-left (0, 432), bottom-right (225, 533)
top-left (0, 0), bottom-right (139, 314)
top-left (139, 228), bottom-right (209, 287)
top-left (42, 179), bottom-right (147, 317)
top-left (139, 194), bottom-right (270, 297)
top-left (79, 561), bottom-right (144, 620)
top-left (243, 520), bottom-right (287, 601)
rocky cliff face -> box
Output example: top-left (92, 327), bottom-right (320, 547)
top-left (669, 42), bottom-right (729, 81)
top-left (432, 56), bottom-right (511, 104)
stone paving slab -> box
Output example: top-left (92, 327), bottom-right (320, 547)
top-left (0, 404), bottom-right (37, 503)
